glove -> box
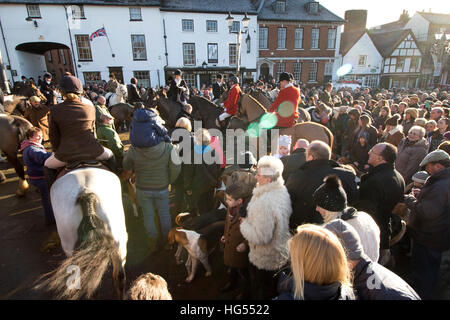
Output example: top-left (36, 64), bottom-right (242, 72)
top-left (219, 112), bottom-right (230, 121)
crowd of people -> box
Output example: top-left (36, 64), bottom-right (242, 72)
top-left (4, 69), bottom-right (450, 301)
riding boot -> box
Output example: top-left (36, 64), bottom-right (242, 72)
top-left (103, 155), bottom-right (119, 175)
top-left (44, 166), bottom-right (58, 189)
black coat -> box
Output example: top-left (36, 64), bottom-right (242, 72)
top-left (406, 168), bottom-right (450, 252)
top-left (127, 84), bottom-right (141, 104)
top-left (286, 159), bottom-right (359, 229)
top-left (212, 82), bottom-right (227, 100)
top-left (353, 255), bottom-right (420, 300)
top-left (355, 163), bottom-right (405, 250)
top-left (41, 81), bottom-right (55, 105)
top-left (184, 146), bottom-right (221, 196)
top-left (280, 148), bottom-right (306, 181)
top-left (275, 271), bottom-right (354, 300)
top-left (167, 79), bottom-right (188, 103)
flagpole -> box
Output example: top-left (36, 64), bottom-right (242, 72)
top-left (103, 24), bottom-right (115, 58)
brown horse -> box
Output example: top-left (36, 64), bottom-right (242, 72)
top-left (143, 88), bottom-right (183, 129)
top-left (109, 103), bottom-right (135, 131)
top-left (233, 94), bottom-right (333, 150)
top-left (0, 113), bottom-right (33, 196)
top-left (189, 95), bottom-right (222, 130)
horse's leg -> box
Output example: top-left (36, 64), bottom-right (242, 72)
top-left (5, 152), bottom-right (29, 196)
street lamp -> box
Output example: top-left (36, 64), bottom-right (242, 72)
top-left (226, 12), bottom-right (250, 79)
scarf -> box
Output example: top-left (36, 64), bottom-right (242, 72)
top-left (20, 139), bottom-right (46, 152)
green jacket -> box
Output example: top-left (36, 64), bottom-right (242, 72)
top-left (95, 104), bottom-right (115, 130)
top-left (123, 142), bottom-right (181, 190)
top-left (96, 126), bottom-right (124, 166)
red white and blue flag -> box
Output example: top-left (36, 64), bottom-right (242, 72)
top-left (89, 27), bottom-right (107, 41)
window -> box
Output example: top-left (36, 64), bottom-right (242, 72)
top-left (184, 74), bottom-right (196, 88)
top-left (129, 7), bottom-right (142, 21)
top-left (133, 71), bottom-right (150, 88)
top-left (59, 49), bottom-right (66, 65)
top-left (324, 61), bottom-right (333, 75)
top-left (83, 72), bottom-right (102, 86)
top-left (206, 20), bottom-right (217, 32)
top-left (182, 19), bottom-right (194, 32)
top-left (327, 29), bottom-right (336, 49)
top-left (207, 43), bottom-right (218, 63)
top-left (131, 35), bottom-right (147, 60)
top-left (275, 62), bottom-right (285, 80)
top-left (183, 43), bottom-right (196, 65)
top-left (275, 1), bottom-right (286, 13)
top-left (295, 28), bottom-right (303, 49)
top-left (396, 57), bottom-right (405, 72)
top-left (293, 62), bottom-right (302, 82)
top-left (229, 44), bottom-right (237, 65)
top-left (358, 55), bottom-right (367, 66)
top-left (47, 51), bottom-right (53, 63)
top-left (308, 62), bottom-right (318, 82)
top-left (277, 28), bottom-right (286, 49)
top-left (71, 5), bottom-right (85, 19)
top-left (26, 4), bottom-right (41, 18)
top-left (309, 2), bottom-right (319, 14)
top-left (365, 75), bottom-right (379, 88)
top-left (57, 50), bottom-right (62, 63)
top-left (311, 28), bottom-right (320, 49)
top-left (232, 21), bottom-right (240, 33)
top-left (259, 27), bottom-right (268, 49)
top-left (75, 35), bottom-right (92, 61)
top-left (410, 57), bottom-right (421, 72)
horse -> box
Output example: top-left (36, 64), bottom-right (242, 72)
top-left (3, 95), bottom-right (28, 117)
top-left (106, 84), bottom-right (128, 109)
top-left (0, 113), bottom-right (32, 196)
top-left (144, 88), bottom-right (183, 129)
top-left (35, 167), bottom-right (128, 299)
top-left (109, 103), bottom-right (135, 132)
top-left (232, 93), bottom-right (334, 150)
top-left (189, 95), bottom-right (222, 130)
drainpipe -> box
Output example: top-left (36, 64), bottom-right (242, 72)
top-left (163, 18), bottom-right (169, 85)
top-left (0, 17), bottom-right (14, 92)
top-left (63, 5), bottom-right (79, 78)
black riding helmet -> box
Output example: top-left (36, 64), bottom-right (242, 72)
top-left (229, 76), bottom-right (239, 85)
top-left (59, 75), bottom-right (83, 95)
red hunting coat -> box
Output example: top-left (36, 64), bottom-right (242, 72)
top-left (222, 84), bottom-right (242, 116)
top-left (268, 84), bottom-right (300, 128)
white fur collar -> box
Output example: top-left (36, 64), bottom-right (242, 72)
top-left (252, 179), bottom-right (285, 198)
top-left (283, 83), bottom-right (294, 89)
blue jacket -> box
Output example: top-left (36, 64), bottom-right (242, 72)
top-left (21, 141), bottom-right (52, 179)
top-left (129, 108), bottom-right (170, 148)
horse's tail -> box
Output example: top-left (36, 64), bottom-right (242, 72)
top-left (35, 190), bottom-right (118, 299)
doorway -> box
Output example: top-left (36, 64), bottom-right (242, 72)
top-left (260, 63), bottom-right (269, 82)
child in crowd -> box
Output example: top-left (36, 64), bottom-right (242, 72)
top-left (275, 135), bottom-right (291, 159)
top-left (126, 272), bottom-right (172, 300)
top-left (20, 127), bottom-right (55, 226)
top-left (350, 131), bottom-right (370, 173)
top-left (220, 182), bottom-right (251, 300)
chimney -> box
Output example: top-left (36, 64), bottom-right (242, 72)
top-left (344, 10), bottom-right (367, 33)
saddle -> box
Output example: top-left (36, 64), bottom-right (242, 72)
top-left (55, 160), bottom-right (111, 181)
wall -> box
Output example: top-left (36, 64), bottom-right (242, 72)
top-left (404, 13), bottom-right (430, 43)
top-left (342, 33), bottom-right (382, 76)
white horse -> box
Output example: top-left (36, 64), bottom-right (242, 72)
top-left (36, 168), bottom-right (128, 299)
top-left (106, 84), bottom-right (128, 108)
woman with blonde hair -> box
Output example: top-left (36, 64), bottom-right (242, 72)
top-left (126, 273), bottom-right (172, 300)
top-left (276, 224), bottom-right (354, 300)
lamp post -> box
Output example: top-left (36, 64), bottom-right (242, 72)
top-left (226, 12), bottom-right (250, 80)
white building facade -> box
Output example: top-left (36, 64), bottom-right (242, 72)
top-left (0, 0), bottom-right (258, 91)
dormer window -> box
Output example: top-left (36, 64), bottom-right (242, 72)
top-left (307, 1), bottom-right (319, 14)
top-left (275, 1), bottom-right (286, 14)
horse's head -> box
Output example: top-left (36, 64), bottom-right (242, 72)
top-left (143, 88), bottom-right (158, 109)
top-left (116, 84), bottom-right (127, 98)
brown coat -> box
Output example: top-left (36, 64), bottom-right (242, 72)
top-left (24, 103), bottom-right (50, 141)
top-left (49, 99), bottom-right (104, 163)
top-left (382, 129), bottom-right (404, 147)
top-left (223, 208), bottom-right (249, 269)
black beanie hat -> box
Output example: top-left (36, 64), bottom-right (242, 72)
top-left (313, 175), bottom-right (347, 212)
top-left (385, 114), bottom-right (401, 126)
top-left (279, 72), bottom-right (290, 82)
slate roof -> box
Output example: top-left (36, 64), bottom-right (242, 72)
top-left (370, 20), bottom-right (408, 34)
top-left (0, 0), bottom-right (160, 6)
top-left (368, 29), bottom-right (411, 57)
top-left (339, 30), bottom-right (366, 56)
top-left (160, 0), bottom-right (258, 14)
top-left (257, 0), bottom-right (344, 23)
top-left (418, 12), bottom-right (450, 26)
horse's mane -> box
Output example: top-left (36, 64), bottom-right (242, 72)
top-left (190, 95), bottom-right (221, 113)
top-left (242, 94), bottom-right (267, 112)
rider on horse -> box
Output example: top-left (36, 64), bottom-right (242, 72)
top-left (41, 73), bottom-right (55, 106)
top-left (167, 69), bottom-right (189, 107)
top-left (268, 72), bottom-right (300, 128)
top-left (218, 76), bottom-right (242, 126)
top-left (44, 75), bottom-right (117, 185)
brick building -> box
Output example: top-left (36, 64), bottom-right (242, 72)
top-left (254, 0), bottom-right (344, 86)
top-left (44, 48), bottom-right (74, 84)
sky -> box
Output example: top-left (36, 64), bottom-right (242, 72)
top-left (319, 0), bottom-right (450, 28)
